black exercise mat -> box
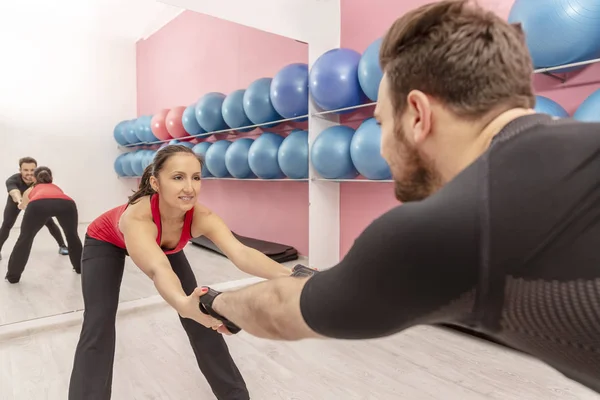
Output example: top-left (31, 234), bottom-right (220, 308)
top-left (190, 231), bottom-right (299, 262)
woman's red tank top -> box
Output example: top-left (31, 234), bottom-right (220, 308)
top-left (29, 183), bottom-right (73, 202)
top-left (86, 194), bottom-right (194, 254)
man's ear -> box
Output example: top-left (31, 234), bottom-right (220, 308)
top-left (406, 90), bottom-right (433, 145)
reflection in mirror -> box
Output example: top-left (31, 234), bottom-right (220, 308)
top-left (0, 7), bottom-right (308, 330)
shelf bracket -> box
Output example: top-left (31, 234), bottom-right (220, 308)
top-left (542, 71), bottom-right (566, 83)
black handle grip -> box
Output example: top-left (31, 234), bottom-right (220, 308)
top-left (199, 288), bottom-right (241, 334)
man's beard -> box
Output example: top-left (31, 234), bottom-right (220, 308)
top-left (392, 128), bottom-right (442, 203)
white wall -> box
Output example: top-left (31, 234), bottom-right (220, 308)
top-left (0, 20), bottom-right (138, 226)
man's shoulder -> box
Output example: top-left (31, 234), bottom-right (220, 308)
top-left (6, 173), bottom-right (20, 182)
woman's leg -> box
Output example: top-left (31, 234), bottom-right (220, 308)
top-left (5, 202), bottom-right (49, 283)
top-left (54, 200), bottom-right (83, 272)
top-left (69, 236), bottom-right (126, 400)
top-left (168, 250), bottom-right (250, 400)
top-left (44, 217), bottom-right (67, 251)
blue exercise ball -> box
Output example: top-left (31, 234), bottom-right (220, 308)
top-left (270, 63), bottom-right (309, 120)
top-left (225, 138), bottom-right (256, 179)
top-left (135, 115), bottom-right (157, 143)
top-left (309, 48), bottom-right (365, 112)
top-left (311, 125), bottom-right (359, 179)
top-left (114, 153), bottom-right (127, 177)
top-left (277, 130), bottom-right (308, 179)
top-left (167, 139), bottom-right (194, 149)
top-left (534, 95), bottom-right (569, 118)
top-left (113, 121), bottom-right (129, 146)
top-left (350, 118), bottom-right (391, 180)
top-left (508, 0), bottom-right (600, 71)
top-left (222, 89), bottom-right (253, 132)
top-left (243, 78), bottom-right (282, 127)
top-left (192, 142), bottom-right (213, 177)
top-left (574, 89), bottom-right (600, 122)
top-left (121, 152), bottom-right (135, 177)
top-left (142, 150), bottom-right (155, 171)
top-left (130, 150), bottom-right (146, 176)
top-left (195, 92), bottom-right (228, 133)
top-left (358, 38), bottom-right (383, 102)
top-left (133, 118), bottom-right (147, 143)
top-left (182, 104), bottom-right (205, 137)
top-left (123, 120), bottom-right (139, 144)
top-left (248, 132), bottom-right (285, 179)
top-left (204, 140), bottom-right (232, 178)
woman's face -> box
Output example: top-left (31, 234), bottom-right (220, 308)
top-left (152, 153), bottom-right (202, 212)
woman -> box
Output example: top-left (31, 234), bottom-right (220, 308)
top-left (5, 166), bottom-right (82, 283)
top-left (68, 144), bottom-right (291, 400)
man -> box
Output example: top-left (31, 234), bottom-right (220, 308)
top-left (0, 157), bottom-right (69, 260)
top-left (198, 0), bottom-right (600, 394)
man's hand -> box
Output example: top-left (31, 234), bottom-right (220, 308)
top-left (177, 287), bottom-right (224, 330)
top-left (17, 200), bottom-right (24, 210)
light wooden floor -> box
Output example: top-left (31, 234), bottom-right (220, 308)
top-left (0, 223), bottom-right (301, 326)
top-left (0, 303), bottom-right (597, 399)
top-left (1, 224), bottom-right (598, 399)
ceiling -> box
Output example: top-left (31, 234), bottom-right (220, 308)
top-left (0, 0), bottom-right (183, 41)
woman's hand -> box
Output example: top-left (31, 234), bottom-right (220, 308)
top-left (177, 287), bottom-right (225, 330)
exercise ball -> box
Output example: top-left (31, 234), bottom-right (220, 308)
top-left (277, 130), bottom-right (308, 179)
top-left (167, 139), bottom-right (194, 149)
top-left (311, 125), bottom-right (359, 179)
top-left (350, 118), bottom-right (391, 180)
top-left (248, 132), bottom-right (285, 179)
top-left (195, 92), bottom-right (228, 133)
top-left (222, 89), bottom-right (253, 132)
top-left (534, 95), bottom-right (569, 118)
top-left (182, 104), bottom-right (205, 137)
top-left (358, 38), bottom-right (383, 102)
top-left (113, 121), bottom-right (129, 146)
top-left (243, 78), bottom-right (282, 127)
top-left (309, 48), bottom-right (364, 112)
top-left (225, 138), bottom-right (255, 179)
top-left (123, 120), bottom-right (139, 144)
top-left (508, 0), bottom-right (600, 71)
top-left (574, 89), bottom-right (600, 122)
top-left (270, 63), bottom-right (309, 120)
top-left (151, 109), bottom-right (172, 141)
top-left (121, 152), bottom-right (135, 177)
top-left (130, 150), bottom-right (146, 176)
top-left (136, 115), bottom-right (157, 143)
top-left (204, 140), bottom-right (232, 178)
top-left (166, 106), bottom-right (188, 138)
top-left (192, 142), bottom-right (213, 177)
top-left (114, 153), bottom-right (127, 177)
top-left (142, 150), bottom-right (155, 171)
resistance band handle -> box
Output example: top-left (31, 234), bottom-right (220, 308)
top-left (198, 265), bottom-right (319, 334)
top-left (290, 264), bottom-right (320, 278)
top-left (198, 288), bottom-right (242, 334)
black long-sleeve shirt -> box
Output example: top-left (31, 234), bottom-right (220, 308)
top-left (299, 114), bottom-right (600, 394)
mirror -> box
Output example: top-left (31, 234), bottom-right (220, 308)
top-left (0, 6), bottom-right (308, 328)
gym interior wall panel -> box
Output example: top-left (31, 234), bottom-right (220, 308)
top-left (136, 10), bottom-right (309, 255)
top-left (0, 27), bottom-right (138, 227)
top-left (338, 0), bottom-right (600, 258)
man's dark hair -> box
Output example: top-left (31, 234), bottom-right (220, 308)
top-left (379, 0), bottom-right (535, 120)
top-left (19, 157), bottom-right (37, 168)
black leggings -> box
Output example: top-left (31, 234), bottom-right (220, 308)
top-left (5, 198), bottom-right (82, 283)
top-left (68, 236), bottom-right (249, 400)
top-left (0, 195), bottom-right (66, 252)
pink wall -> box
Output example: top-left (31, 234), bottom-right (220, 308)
top-left (136, 11), bottom-right (309, 254)
top-left (338, 0), bottom-right (600, 257)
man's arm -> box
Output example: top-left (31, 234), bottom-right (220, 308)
top-left (6, 175), bottom-right (22, 204)
top-left (210, 185), bottom-right (481, 341)
top-left (212, 276), bottom-right (320, 340)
